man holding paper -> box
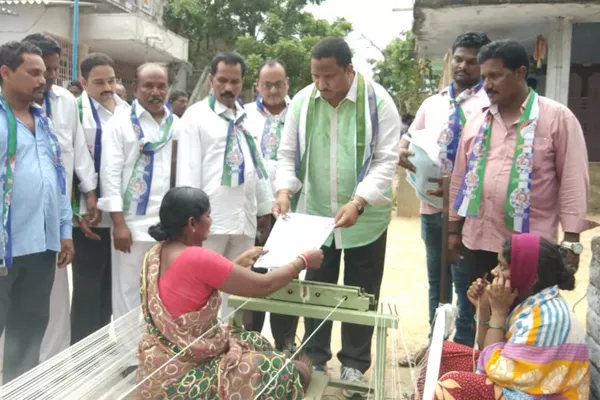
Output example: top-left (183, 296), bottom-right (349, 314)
top-left (398, 32), bottom-right (490, 351)
top-left (273, 37), bottom-right (400, 394)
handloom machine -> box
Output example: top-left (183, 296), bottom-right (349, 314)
top-left (228, 280), bottom-right (399, 399)
top-left (0, 283), bottom-right (451, 400)
top-left (0, 179), bottom-right (455, 399)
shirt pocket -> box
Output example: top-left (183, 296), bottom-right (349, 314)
top-left (532, 134), bottom-right (554, 173)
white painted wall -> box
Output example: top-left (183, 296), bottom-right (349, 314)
top-left (0, 5), bottom-right (71, 43)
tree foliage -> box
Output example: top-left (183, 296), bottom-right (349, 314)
top-left (163, 0), bottom-right (352, 95)
top-left (369, 32), bottom-right (437, 115)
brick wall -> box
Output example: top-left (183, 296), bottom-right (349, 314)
top-left (588, 237), bottom-right (600, 400)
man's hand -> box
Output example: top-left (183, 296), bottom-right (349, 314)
top-left (335, 202), bottom-right (360, 228)
top-left (448, 232), bottom-right (463, 265)
top-left (58, 239), bottom-right (74, 268)
top-left (426, 178), bottom-right (444, 197)
top-left (272, 190), bottom-right (291, 218)
top-left (78, 215), bottom-right (101, 241)
top-left (85, 191), bottom-right (101, 226)
top-left (398, 147), bottom-right (416, 173)
top-left (113, 222), bottom-right (133, 253)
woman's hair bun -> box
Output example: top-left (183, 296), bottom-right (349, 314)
top-left (148, 223), bottom-right (170, 242)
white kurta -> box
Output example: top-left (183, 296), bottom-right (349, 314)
top-left (98, 103), bottom-right (177, 319)
top-left (40, 85), bottom-right (98, 363)
top-left (176, 97), bottom-right (273, 238)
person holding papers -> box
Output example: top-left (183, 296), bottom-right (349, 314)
top-left (398, 32), bottom-right (491, 356)
top-left (273, 37), bottom-right (400, 394)
top-left (137, 186), bottom-right (324, 399)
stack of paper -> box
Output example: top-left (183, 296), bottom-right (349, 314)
top-left (254, 213), bottom-right (335, 270)
top-left (405, 128), bottom-right (443, 209)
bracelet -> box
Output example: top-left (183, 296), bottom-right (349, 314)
top-left (488, 321), bottom-right (505, 331)
top-left (292, 259), bottom-right (304, 275)
top-left (473, 315), bottom-right (489, 325)
top-left (287, 263), bottom-right (298, 279)
top-left (298, 254), bottom-right (308, 269)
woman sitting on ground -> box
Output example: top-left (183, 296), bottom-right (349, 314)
top-left (417, 233), bottom-right (590, 399)
top-left (136, 187), bottom-right (324, 399)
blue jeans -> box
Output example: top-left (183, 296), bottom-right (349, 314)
top-left (421, 214), bottom-right (473, 346)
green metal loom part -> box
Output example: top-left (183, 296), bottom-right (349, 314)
top-left (229, 280), bottom-right (399, 399)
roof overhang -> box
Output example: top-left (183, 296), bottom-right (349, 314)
top-left (80, 13), bottom-right (189, 64)
top-left (413, 0), bottom-right (600, 58)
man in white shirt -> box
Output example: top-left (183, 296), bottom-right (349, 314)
top-left (18, 33), bottom-right (98, 362)
top-left (70, 53), bottom-right (129, 345)
top-left (176, 52), bottom-right (273, 317)
top-left (99, 63), bottom-right (177, 326)
top-left (243, 59), bottom-right (296, 352)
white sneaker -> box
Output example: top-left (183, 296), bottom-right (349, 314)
top-left (340, 365), bottom-right (367, 399)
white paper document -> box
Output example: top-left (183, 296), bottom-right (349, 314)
top-left (254, 213), bottom-right (335, 270)
top-left (405, 128), bottom-right (443, 209)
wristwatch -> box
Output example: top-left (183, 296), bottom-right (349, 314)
top-left (350, 198), bottom-right (365, 215)
top-left (560, 241), bottom-right (584, 255)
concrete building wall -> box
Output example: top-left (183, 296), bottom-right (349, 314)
top-left (0, 5), bottom-right (71, 43)
top-left (588, 237), bottom-right (600, 400)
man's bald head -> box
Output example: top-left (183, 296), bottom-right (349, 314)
top-left (134, 62), bottom-right (169, 117)
top-left (136, 62), bottom-right (168, 81)
top-left (115, 82), bottom-right (127, 101)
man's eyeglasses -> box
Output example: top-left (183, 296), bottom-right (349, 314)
top-left (259, 81), bottom-right (286, 90)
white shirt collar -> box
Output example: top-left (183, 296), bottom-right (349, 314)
top-left (48, 85), bottom-right (60, 99)
top-left (314, 73), bottom-right (359, 103)
top-left (256, 96), bottom-right (290, 117)
top-left (133, 100), bottom-right (171, 124)
top-left (88, 93), bottom-right (126, 114)
top-left (213, 96), bottom-right (245, 120)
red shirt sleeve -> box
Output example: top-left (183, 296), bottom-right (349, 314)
top-left (158, 246), bottom-right (234, 318)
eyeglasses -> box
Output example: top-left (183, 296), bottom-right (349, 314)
top-left (259, 81), bottom-right (286, 90)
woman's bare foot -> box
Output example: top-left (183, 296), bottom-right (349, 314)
top-left (292, 353), bottom-right (312, 389)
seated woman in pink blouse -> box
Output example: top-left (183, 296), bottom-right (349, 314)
top-left (137, 186), bottom-right (324, 399)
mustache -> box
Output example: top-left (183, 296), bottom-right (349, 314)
top-left (220, 92), bottom-right (235, 98)
top-left (486, 90), bottom-right (498, 96)
top-left (148, 97), bottom-right (164, 104)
